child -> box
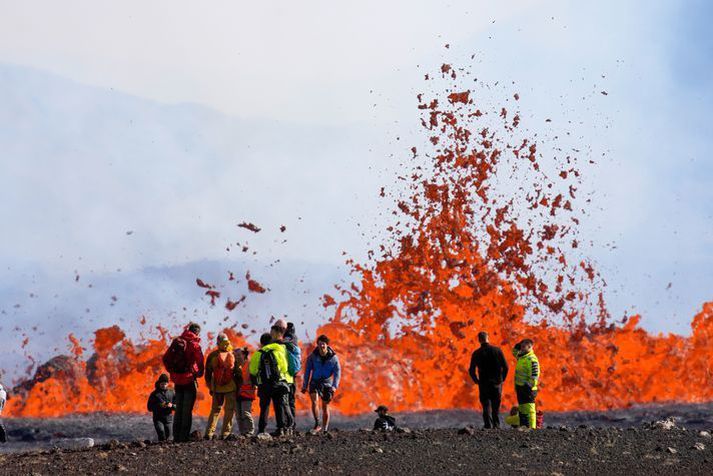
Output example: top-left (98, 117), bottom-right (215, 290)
top-left (147, 374), bottom-right (175, 441)
top-left (373, 405), bottom-right (396, 431)
top-left (0, 382), bottom-right (7, 443)
top-left (234, 347), bottom-right (256, 435)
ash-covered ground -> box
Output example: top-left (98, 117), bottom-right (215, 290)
top-left (0, 403), bottom-right (711, 474)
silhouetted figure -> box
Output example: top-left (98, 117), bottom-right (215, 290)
top-left (469, 331), bottom-right (509, 428)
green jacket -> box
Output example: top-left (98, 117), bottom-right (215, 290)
top-left (248, 343), bottom-right (294, 385)
top-left (514, 349), bottom-right (540, 390)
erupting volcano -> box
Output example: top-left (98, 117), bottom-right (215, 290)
top-left (5, 63), bottom-right (713, 419)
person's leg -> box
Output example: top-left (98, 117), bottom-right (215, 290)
top-left (154, 417), bottom-right (167, 441)
top-left (288, 383), bottom-right (297, 430)
top-left (321, 400), bottom-right (330, 431)
top-left (164, 417), bottom-right (173, 441)
top-left (278, 386), bottom-right (293, 432)
top-left (237, 398), bottom-right (255, 435)
top-left (516, 385), bottom-right (536, 429)
top-left (173, 386), bottom-right (185, 442)
top-left (271, 387), bottom-right (287, 432)
top-left (0, 420), bottom-right (7, 443)
top-left (180, 382), bottom-right (197, 440)
top-left (478, 384), bottom-right (492, 428)
top-left (309, 391), bottom-right (321, 430)
top-left (205, 393), bottom-right (224, 438)
top-left (491, 384), bottom-right (502, 428)
top-left (257, 387), bottom-right (272, 434)
top-left (220, 392), bottom-right (236, 438)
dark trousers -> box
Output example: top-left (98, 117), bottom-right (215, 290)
top-left (0, 421), bottom-right (6, 443)
top-left (288, 383), bottom-right (296, 429)
top-left (257, 384), bottom-right (293, 433)
top-left (478, 383), bottom-right (502, 428)
top-left (173, 383), bottom-right (197, 442)
top-left (153, 415), bottom-right (172, 441)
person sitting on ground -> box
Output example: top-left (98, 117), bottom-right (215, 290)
top-left (162, 322), bottom-right (204, 443)
top-left (0, 382), bottom-right (7, 443)
top-left (204, 333), bottom-right (237, 440)
top-left (234, 346), bottom-right (256, 435)
top-left (301, 334), bottom-right (341, 434)
top-left (373, 405), bottom-right (397, 431)
top-left (249, 332), bottom-right (294, 435)
top-left (146, 373), bottom-right (175, 441)
top-left (504, 406), bottom-right (520, 428)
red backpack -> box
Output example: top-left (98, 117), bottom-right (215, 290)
top-left (163, 337), bottom-right (190, 374)
top-left (212, 352), bottom-right (235, 387)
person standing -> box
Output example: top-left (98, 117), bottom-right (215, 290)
top-left (274, 321), bottom-right (301, 430)
top-left (301, 334), bottom-right (341, 433)
top-left (146, 373), bottom-right (176, 441)
top-left (0, 382), bottom-right (7, 443)
top-left (469, 331), bottom-right (509, 429)
top-left (234, 347), bottom-right (256, 435)
top-left (204, 334), bottom-right (237, 439)
top-left (249, 333), bottom-right (294, 435)
top-left (513, 339), bottom-right (540, 429)
top-left (163, 322), bottom-right (204, 442)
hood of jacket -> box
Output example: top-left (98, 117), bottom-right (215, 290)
top-left (313, 346), bottom-right (336, 362)
top-left (180, 328), bottom-right (201, 344)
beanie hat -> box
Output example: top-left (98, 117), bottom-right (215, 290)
top-left (157, 373), bottom-right (169, 384)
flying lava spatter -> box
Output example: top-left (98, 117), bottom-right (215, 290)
top-left (5, 64), bottom-right (712, 418)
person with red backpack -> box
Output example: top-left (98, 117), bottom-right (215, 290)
top-left (234, 346), bottom-right (256, 435)
top-left (249, 332), bottom-right (294, 435)
top-left (162, 322), bottom-right (204, 442)
top-left (203, 334), bottom-right (237, 439)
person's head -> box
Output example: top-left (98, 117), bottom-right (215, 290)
top-left (260, 333), bottom-right (272, 347)
top-left (317, 335), bottom-right (330, 355)
top-left (520, 339), bottom-right (534, 353)
top-left (477, 331), bottom-right (489, 344)
top-left (284, 322), bottom-right (296, 340)
top-left (270, 324), bottom-right (285, 341)
top-left (235, 346), bottom-right (249, 365)
top-left (375, 405), bottom-right (389, 416)
top-left (157, 373), bottom-right (170, 390)
top-left (187, 322), bottom-right (201, 335)
top-left (217, 333), bottom-right (232, 352)
top-left (274, 318), bottom-right (288, 331)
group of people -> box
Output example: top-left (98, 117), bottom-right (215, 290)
top-left (148, 320), bottom-right (342, 442)
top-left (468, 331), bottom-right (541, 429)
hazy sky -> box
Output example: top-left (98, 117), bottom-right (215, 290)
top-left (1, 0), bottom-right (712, 379)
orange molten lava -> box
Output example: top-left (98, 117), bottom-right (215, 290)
top-left (6, 64), bottom-right (713, 418)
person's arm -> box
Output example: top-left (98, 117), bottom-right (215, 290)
top-left (147, 391), bottom-right (157, 413)
top-left (204, 353), bottom-right (213, 387)
top-left (529, 356), bottom-right (540, 387)
top-left (468, 351), bottom-right (479, 384)
top-left (195, 346), bottom-right (205, 378)
top-left (249, 351), bottom-right (261, 377)
top-left (301, 354), bottom-right (313, 392)
top-left (332, 356), bottom-right (341, 390)
top-left (499, 348), bottom-right (509, 382)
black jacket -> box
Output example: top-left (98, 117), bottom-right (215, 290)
top-left (147, 384), bottom-right (175, 418)
top-left (373, 415), bottom-right (397, 431)
top-left (469, 343), bottom-right (509, 386)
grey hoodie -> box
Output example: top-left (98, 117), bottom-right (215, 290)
top-left (0, 383), bottom-right (6, 415)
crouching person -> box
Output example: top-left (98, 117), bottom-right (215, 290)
top-left (234, 347), bottom-right (256, 435)
top-left (204, 334), bottom-right (237, 439)
top-left (373, 405), bottom-right (396, 431)
top-left (147, 374), bottom-right (175, 441)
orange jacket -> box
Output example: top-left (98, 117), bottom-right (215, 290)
top-left (237, 362), bottom-right (256, 400)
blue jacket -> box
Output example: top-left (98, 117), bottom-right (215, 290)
top-left (302, 347), bottom-right (341, 391)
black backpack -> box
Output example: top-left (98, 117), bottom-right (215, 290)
top-left (163, 337), bottom-right (189, 374)
top-left (258, 348), bottom-right (280, 386)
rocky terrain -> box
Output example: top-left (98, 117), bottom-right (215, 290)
top-left (0, 404), bottom-right (711, 474)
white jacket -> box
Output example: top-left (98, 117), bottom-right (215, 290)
top-left (0, 384), bottom-right (6, 415)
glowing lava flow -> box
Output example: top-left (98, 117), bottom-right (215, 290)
top-left (5, 64), bottom-right (712, 418)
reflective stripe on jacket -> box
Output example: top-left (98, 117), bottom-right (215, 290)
top-left (514, 350), bottom-right (540, 390)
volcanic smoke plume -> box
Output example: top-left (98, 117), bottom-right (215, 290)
top-left (6, 64), bottom-right (713, 418)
